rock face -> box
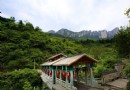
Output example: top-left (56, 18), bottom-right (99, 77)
top-left (57, 28), bottom-right (76, 37)
top-left (48, 27), bottom-right (119, 39)
top-left (99, 30), bottom-right (107, 39)
top-left (107, 27), bottom-right (119, 38)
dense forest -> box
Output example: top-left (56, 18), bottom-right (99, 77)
top-left (0, 16), bottom-right (130, 90)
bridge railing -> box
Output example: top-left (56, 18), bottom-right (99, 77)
top-left (56, 78), bottom-right (77, 90)
top-left (41, 72), bottom-right (77, 90)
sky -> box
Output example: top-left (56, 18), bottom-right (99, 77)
top-left (0, 0), bottom-right (130, 32)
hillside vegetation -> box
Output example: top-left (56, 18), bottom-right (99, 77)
top-left (0, 16), bottom-right (87, 71)
top-left (0, 16), bottom-right (87, 90)
top-left (0, 16), bottom-right (130, 90)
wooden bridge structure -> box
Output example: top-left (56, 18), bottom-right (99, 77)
top-left (41, 53), bottom-right (99, 90)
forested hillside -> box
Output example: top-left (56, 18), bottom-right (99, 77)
top-left (0, 16), bottom-right (87, 71)
top-left (0, 16), bottom-right (130, 90)
top-left (0, 16), bottom-right (87, 90)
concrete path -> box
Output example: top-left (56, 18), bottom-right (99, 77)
top-left (106, 79), bottom-right (129, 89)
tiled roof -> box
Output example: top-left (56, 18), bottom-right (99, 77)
top-left (47, 53), bottom-right (66, 61)
top-left (41, 53), bottom-right (97, 66)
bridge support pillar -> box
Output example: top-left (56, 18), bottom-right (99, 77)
top-left (60, 70), bottom-right (62, 80)
top-left (85, 65), bottom-right (88, 84)
top-left (66, 66), bottom-right (69, 83)
top-left (76, 65), bottom-right (79, 83)
top-left (52, 68), bottom-right (55, 84)
top-left (70, 69), bottom-right (74, 90)
top-left (90, 64), bottom-right (94, 86)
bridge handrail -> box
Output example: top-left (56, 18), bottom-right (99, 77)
top-left (41, 72), bottom-right (77, 90)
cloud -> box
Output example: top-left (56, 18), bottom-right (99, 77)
top-left (0, 0), bottom-right (130, 31)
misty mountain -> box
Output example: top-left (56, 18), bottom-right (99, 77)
top-left (48, 28), bottom-right (119, 40)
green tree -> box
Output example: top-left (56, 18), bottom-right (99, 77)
top-left (23, 81), bottom-right (33, 90)
top-left (35, 26), bottom-right (41, 31)
top-left (124, 63), bottom-right (130, 78)
top-left (124, 62), bottom-right (130, 90)
top-left (114, 27), bottom-right (130, 57)
top-left (90, 46), bottom-right (103, 60)
top-left (125, 8), bottom-right (130, 17)
top-left (25, 22), bottom-right (34, 30)
top-left (18, 20), bottom-right (25, 31)
top-left (0, 69), bottom-right (41, 90)
top-left (94, 64), bottom-right (107, 78)
top-left (10, 17), bottom-right (15, 22)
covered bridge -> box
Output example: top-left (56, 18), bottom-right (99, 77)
top-left (41, 53), bottom-right (98, 90)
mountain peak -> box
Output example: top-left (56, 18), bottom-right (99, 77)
top-left (48, 30), bottom-right (55, 33)
top-left (48, 28), bottom-right (119, 39)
